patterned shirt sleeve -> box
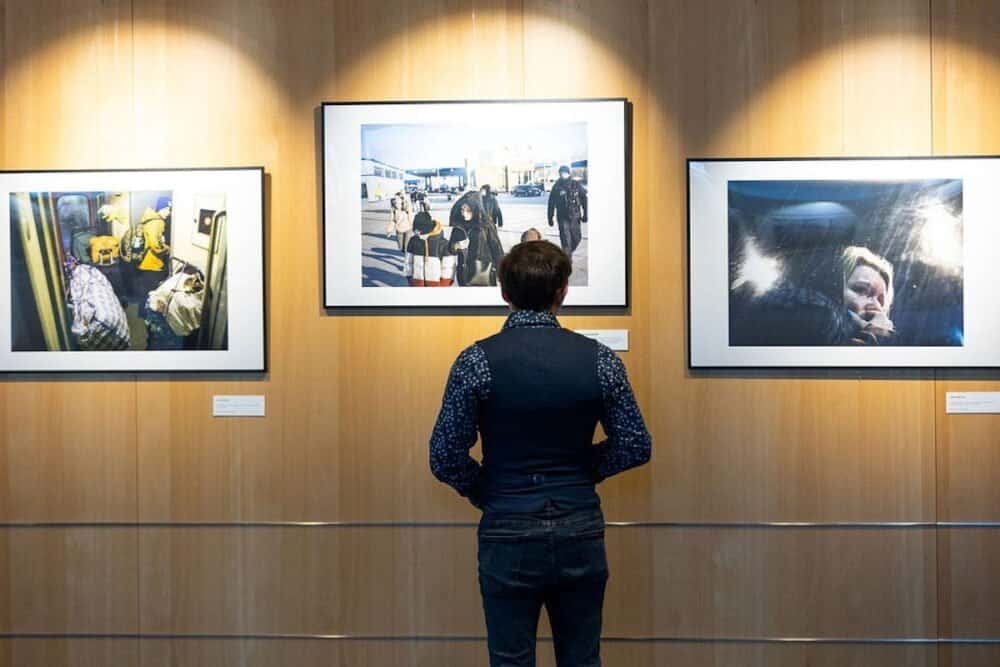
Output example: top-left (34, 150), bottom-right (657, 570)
top-left (593, 344), bottom-right (651, 481)
top-left (429, 344), bottom-right (491, 503)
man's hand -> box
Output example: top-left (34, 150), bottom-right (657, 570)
top-left (548, 218), bottom-right (555, 227)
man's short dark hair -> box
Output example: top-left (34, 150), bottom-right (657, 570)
top-left (498, 241), bottom-right (572, 311)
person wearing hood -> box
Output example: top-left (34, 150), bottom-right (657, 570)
top-left (547, 165), bottom-right (588, 257)
top-left (449, 191), bottom-right (506, 286)
top-left (405, 212), bottom-right (459, 287)
top-left (123, 197), bottom-right (172, 307)
top-left (480, 184), bottom-right (504, 229)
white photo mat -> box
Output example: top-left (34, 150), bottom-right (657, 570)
top-left (689, 157), bottom-right (1000, 368)
top-left (1, 167), bottom-right (265, 372)
top-left (323, 99), bottom-right (629, 308)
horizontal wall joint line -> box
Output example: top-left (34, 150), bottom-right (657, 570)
top-left (0, 633), bottom-right (998, 644)
top-left (1, 521), bottom-right (999, 529)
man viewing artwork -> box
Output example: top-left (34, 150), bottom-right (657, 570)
top-left (430, 240), bottom-right (651, 666)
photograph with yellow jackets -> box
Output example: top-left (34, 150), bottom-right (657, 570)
top-left (10, 189), bottom-right (228, 352)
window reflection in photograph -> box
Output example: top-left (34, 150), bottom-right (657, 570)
top-left (728, 179), bottom-right (964, 347)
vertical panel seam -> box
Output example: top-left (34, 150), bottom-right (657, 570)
top-left (520, 0), bottom-right (526, 99)
top-left (929, 0), bottom-right (935, 154)
top-left (131, 3), bottom-right (141, 660)
top-left (928, 4), bottom-right (941, 663)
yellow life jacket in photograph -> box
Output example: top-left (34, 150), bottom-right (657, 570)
top-left (137, 209), bottom-right (170, 272)
top-left (88, 235), bottom-right (121, 266)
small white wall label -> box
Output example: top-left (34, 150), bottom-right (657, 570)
top-left (945, 392), bottom-right (1000, 414)
top-left (213, 395), bottom-right (266, 417)
top-left (575, 329), bottom-right (629, 351)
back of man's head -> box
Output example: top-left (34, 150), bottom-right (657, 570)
top-left (499, 241), bottom-right (572, 312)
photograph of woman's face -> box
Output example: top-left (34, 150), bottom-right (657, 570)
top-left (843, 263), bottom-right (889, 319)
top-left (726, 178), bottom-right (964, 348)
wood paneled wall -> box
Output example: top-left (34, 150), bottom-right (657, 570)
top-left (2, 1), bottom-right (1000, 665)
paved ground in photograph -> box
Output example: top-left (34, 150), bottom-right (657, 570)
top-left (361, 193), bottom-right (589, 287)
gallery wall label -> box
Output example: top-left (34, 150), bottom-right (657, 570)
top-left (576, 329), bottom-right (629, 351)
top-left (945, 392), bottom-right (1000, 414)
top-left (213, 395), bottom-right (266, 417)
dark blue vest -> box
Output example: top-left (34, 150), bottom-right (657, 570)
top-left (476, 324), bottom-right (603, 514)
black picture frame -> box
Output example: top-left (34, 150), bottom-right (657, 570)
top-left (2, 166), bottom-right (267, 374)
top-left (321, 98), bottom-right (631, 311)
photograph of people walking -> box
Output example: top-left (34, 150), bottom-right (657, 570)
top-left (323, 99), bottom-right (628, 308)
top-left (359, 122), bottom-right (590, 289)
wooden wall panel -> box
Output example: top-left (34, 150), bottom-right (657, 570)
top-left (4, 528), bottom-right (136, 634)
top-left (932, 0), bottom-right (1000, 152)
top-left (0, 531), bottom-right (8, 636)
top-left (939, 646), bottom-right (1000, 667)
top-left (647, 0), bottom-right (937, 524)
top-left (931, 1), bottom-right (1000, 524)
top-left (134, 527), bottom-right (933, 639)
top-left (938, 529), bottom-right (1000, 639)
top-left (650, 528), bottom-right (936, 638)
top-left (135, 639), bottom-right (940, 667)
top-left (0, 640), bottom-right (137, 667)
top-left (935, 381), bottom-right (1000, 521)
top-left (0, 0), bottom-right (138, 523)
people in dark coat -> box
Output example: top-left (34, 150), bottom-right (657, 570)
top-left (449, 192), bottom-right (506, 286)
top-left (479, 184), bottom-right (504, 228)
top-left (547, 165), bottom-right (588, 257)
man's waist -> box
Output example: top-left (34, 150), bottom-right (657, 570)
top-left (480, 467), bottom-right (596, 490)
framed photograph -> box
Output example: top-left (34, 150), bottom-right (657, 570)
top-left (689, 156), bottom-right (1000, 368)
top-left (322, 99), bottom-right (629, 308)
top-left (3, 167), bottom-right (265, 372)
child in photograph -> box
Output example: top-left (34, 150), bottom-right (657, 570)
top-left (405, 212), bottom-right (458, 286)
top-left (521, 228), bottom-right (544, 242)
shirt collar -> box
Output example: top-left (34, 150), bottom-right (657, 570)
top-left (503, 310), bottom-right (561, 330)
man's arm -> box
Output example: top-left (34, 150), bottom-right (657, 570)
top-left (547, 187), bottom-right (557, 225)
top-left (592, 345), bottom-right (651, 481)
top-left (429, 344), bottom-right (491, 506)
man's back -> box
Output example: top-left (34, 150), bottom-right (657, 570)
top-left (476, 316), bottom-right (604, 513)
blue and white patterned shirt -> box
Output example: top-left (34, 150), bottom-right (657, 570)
top-left (429, 310), bottom-right (651, 503)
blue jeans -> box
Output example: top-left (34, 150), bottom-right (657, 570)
top-left (478, 504), bottom-right (608, 667)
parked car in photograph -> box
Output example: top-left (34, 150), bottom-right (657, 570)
top-left (512, 184), bottom-right (543, 197)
